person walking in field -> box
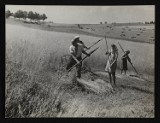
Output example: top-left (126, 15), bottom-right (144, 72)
top-left (66, 36), bottom-right (90, 78)
top-left (105, 44), bottom-right (118, 87)
top-left (120, 50), bottom-right (132, 75)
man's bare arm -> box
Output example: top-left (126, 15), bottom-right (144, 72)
top-left (80, 40), bottom-right (90, 50)
top-left (82, 50), bottom-right (90, 56)
top-left (71, 53), bottom-right (80, 63)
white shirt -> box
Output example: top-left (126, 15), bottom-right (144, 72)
top-left (69, 43), bottom-right (85, 57)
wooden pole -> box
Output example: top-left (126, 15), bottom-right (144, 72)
top-left (118, 42), bottom-right (139, 75)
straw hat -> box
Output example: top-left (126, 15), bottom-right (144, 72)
top-left (74, 36), bottom-right (80, 39)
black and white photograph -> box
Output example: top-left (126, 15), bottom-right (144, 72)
top-left (5, 5), bottom-right (154, 118)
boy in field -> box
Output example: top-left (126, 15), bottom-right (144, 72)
top-left (66, 36), bottom-right (90, 78)
top-left (120, 50), bottom-right (132, 75)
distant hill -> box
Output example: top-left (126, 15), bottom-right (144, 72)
top-left (6, 18), bottom-right (154, 44)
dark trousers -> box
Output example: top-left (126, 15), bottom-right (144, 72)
top-left (66, 56), bottom-right (82, 78)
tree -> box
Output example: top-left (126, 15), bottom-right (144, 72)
top-left (150, 21), bottom-right (154, 24)
top-left (104, 21), bottom-right (107, 24)
top-left (28, 11), bottom-right (34, 21)
top-left (100, 22), bottom-right (102, 24)
top-left (23, 11), bottom-right (28, 21)
top-left (41, 14), bottom-right (47, 21)
top-left (5, 10), bottom-right (12, 18)
top-left (34, 12), bottom-right (41, 22)
top-left (14, 10), bottom-right (24, 20)
top-left (145, 21), bottom-right (149, 24)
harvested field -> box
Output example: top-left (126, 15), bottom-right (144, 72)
top-left (6, 18), bottom-right (155, 44)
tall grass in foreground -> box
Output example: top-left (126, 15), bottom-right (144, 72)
top-left (5, 31), bottom-right (99, 117)
top-left (5, 37), bottom-right (110, 117)
top-left (5, 39), bottom-right (73, 117)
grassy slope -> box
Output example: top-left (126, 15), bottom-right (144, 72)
top-left (6, 18), bottom-right (154, 44)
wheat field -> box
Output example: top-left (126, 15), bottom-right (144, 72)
top-left (5, 23), bottom-right (154, 117)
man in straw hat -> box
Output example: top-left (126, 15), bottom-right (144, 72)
top-left (120, 50), bottom-right (132, 75)
top-left (73, 36), bottom-right (90, 50)
top-left (66, 36), bottom-right (90, 78)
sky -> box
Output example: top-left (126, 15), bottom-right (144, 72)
top-left (6, 5), bottom-right (155, 24)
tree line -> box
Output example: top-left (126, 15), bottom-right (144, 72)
top-left (145, 21), bottom-right (155, 24)
top-left (100, 21), bottom-right (155, 25)
top-left (5, 10), bottom-right (47, 22)
top-left (100, 21), bottom-right (107, 24)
